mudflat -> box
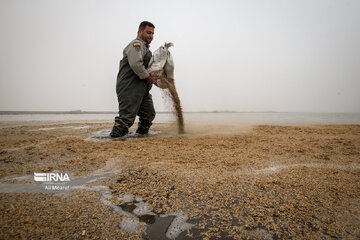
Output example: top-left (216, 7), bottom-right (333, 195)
top-left (0, 121), bottom-right (359, 239)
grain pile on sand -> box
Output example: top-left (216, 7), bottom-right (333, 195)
top-left (0, 122), bottom-right (359, 239)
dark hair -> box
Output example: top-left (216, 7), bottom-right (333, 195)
top-left (138, 21), bottom-right (155, 31)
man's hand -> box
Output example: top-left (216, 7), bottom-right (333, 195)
top-left (146, 76), bottom-right (159, 84)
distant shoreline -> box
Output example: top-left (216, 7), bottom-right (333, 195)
top-left (0, 111), bottom-right (118, 115)
top-left (0, 110), bottom-right (245, 115)
top-left (0, 111), bottom-right (358, 115)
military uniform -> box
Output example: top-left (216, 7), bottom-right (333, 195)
top-left (110, 37), bottom-right (155, 137)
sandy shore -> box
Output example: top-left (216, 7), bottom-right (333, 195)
top-left (0, 121), bottom-right (359, 239)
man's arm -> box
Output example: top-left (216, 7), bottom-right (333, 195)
top-left (127, 42), bottom-right (150, 79)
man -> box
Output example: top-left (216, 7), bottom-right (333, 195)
top-left (110, 21), bottom-right (159, 138)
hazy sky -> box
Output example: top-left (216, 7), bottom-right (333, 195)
top-left (1, 0), bottom-right (359, 112)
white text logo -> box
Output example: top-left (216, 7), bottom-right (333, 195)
top-left (34, 173), bottom-right (70, 182)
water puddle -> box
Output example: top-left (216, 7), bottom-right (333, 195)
top-left (36, 126), bottom-right (90, 131)
top-left (1, 174), bottom-right (33, 182)
top-left (112, 194), bottom-right (194, 239)
top-left (231, 163), bottom-right (360, 177)
top-left (252, 163), bottom-right (360, 174)
top-left (86, 130), bottom-right (161, 142)
top-left (72, 185), bottom-right (194, 238)
top-left (0, 157), bottom-right (122, 193)
top-left (0, 172), bottom-right (114, 193)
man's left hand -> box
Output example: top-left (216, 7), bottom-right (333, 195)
top-left (146, 76), bottom-right (159, 84)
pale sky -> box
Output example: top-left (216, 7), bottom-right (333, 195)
top-left (0, 0), bottom-right (359, 112)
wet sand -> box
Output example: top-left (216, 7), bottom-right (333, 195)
top-left (0, 121), bottom-right (359, 239)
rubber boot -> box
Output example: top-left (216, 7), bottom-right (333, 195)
top-left (136, 119), bottom-right (152, 135)
top-left (110, 117), bottom-right (128, 138)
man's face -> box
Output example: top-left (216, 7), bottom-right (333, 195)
top-left (138, 26), bottom-right (154, 44)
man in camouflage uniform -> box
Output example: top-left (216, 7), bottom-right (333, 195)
top-left (110, 21), bottom-right (159, 138)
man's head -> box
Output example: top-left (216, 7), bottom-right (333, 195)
top-left (137, 21), bottom-right (155, 45)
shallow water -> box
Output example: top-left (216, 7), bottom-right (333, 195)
top-left (86, 130), bottom-right (161, 142)
top-left (1, 112), bottom-right (359, 125)
top-left (0, 172), bottom-right (114, 193)
top-left (38, 126), bottom-right (90, 130)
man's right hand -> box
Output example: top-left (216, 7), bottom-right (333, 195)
top-left (146, 76), bottom-right (159, 84)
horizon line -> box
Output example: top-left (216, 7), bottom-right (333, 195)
top-left (0, 110), bottom-right (359, 115)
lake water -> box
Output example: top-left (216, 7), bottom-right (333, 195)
top-left (0, 112), bottom-right (359, 126)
